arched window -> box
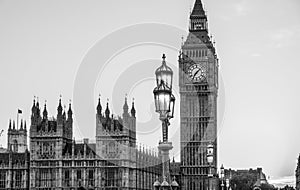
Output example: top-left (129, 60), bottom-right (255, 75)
top-left (13, 140), bottom-right (18, 152)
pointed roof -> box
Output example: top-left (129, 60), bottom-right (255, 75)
top-left (97, 95), bottom-right (102, 115)
top-left (131, 99), bottom-right (136, 117)
top-left (13, 120), bottom-right (16, 130)
top-left (20, 120), bottom-right (23, 130)
top-left (105, 102), bottom-right (110, 118)
top-left (8, 119), bottom-right (12, 130)
top-left (190, 0), bottom-right (206, 18)
top-left (57, 96), bottom-right (63, 115)
top-left (43, 101), bottom-right (48, 119)
top-left (68, 101), bottom-right (72, 116)
top-left (36, 97), bottom-right (40, 108)
top-left (31, 97), bottom-right (36, 112)
top-left (36, 97), bottom-right (40, 115)
top-left (123, 96), bottom-right (129, 112)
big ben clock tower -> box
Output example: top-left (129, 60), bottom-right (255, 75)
top-left (179, 0), bottom-right (219, 189)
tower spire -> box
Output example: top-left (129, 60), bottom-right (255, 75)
top-left (105, 99), bottom-right (110, 118)
top-left (9, 119), bottom-right (12, 130)
top-left (43, 100), bottom-right (48, 120)
top-left (36, 97), bottom-right (40, 117)
top-left (31, 96), bottom-right (36, 113)
top-left (20, 119), bottom-right (23, 130)
top-left (63, 105), bottom-right (66, 119)
top-left (97, 94), bottom-right (102, 115)
top-left (131, 98), bottom-right (136, 117)
top-left (189, 0), bottom-right (208, 31)
top-left (190, 0), bottom-right (206, 18)
top-left (57, 95), bottom-right (63, 115)
top-left (68, 100), bottom-right (73, 119)
top-left (123, 94), bottom-right (129, 113)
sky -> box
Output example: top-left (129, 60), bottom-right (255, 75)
top-left (0, 0), bottom-right (300, 187)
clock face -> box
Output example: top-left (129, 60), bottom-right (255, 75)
top-left (188, 64), bottom-right (206, 82)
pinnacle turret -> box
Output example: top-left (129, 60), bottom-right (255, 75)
top-left (36, 97), bottom-right (40, 116)
top-left (8, 119), bottom-right (12, 130)
top-left (31, 97), bottom-right (36, 113)
top-left (123, 96), bottom-right (129, 113)
top-left (43, 101), bottom-right (48, 120)
top-left (131, 99), bottom-right (136, 118)
top-left (57, 97), bottom-right (63, 115)
top-left (36, 97), bottom-right (40, 109)
top-left (68, 102), bottom-right (72, 117)
top-left (63, 105), bottom-right (66, 120)
top-left (20, 120), bottom-right (23, 130)
top-left (97, 96), bottom-right (102, 115)
top-left (105, 102), bottom-right (110, 118)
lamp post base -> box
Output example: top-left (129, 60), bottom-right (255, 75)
top-left (158, 141), bottom-right (173, 182)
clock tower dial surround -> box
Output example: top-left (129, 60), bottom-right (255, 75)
top-left (179, 0), bottom-right (219, 189)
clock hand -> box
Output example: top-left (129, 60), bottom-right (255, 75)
top-left (193, 69), bottom-right (201, 79)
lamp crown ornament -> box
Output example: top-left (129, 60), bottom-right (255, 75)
top-left (155, 54), bottom-right (173, 90)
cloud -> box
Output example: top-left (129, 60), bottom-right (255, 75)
top-left (252, 53), bottom-right (261, 57)
top-left (269, 176), bottom-right (295, 188)
top-left (233, 0), bottom-right (249, 16)
top-left (269, 26), bottom-right (300, 48)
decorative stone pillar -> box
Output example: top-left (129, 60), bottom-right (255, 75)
top-left (158, 141), bottom-right (173, 182)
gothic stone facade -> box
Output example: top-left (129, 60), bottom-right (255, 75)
top-left (28, 97), bottom-right (161, 190)
top-left (0, 120), bottom-right (30, 190)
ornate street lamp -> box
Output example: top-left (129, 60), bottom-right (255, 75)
top-left (170, 177), bottom-right (179, 190)
top-left (154, 178), bottom-right (161, 190)
top-left (155, 53), bottom-right (173, 90)
top-left (207, 143), bottom-right (214, 190)
top-left (226, 178), bottom-right (230, 190)
top-left (160, 177), bottom-right (170, 190)
top-left (220, 164), bottom-right (225, 190)
top-left (153, 54), bottom-right (178, 190)
top-left (207, 144), bottom-right (214, 176)
top-left (153, 81), bottom-right (172, 120)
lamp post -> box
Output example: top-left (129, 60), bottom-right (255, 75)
top-left (153, 54), bottom-right (178, 190)
top-left (220, 164), bottom-right (225, 190)
top-left (207, 143), bottom-right (214, 190)
top-left (226, 179), bottom-right (230, 190)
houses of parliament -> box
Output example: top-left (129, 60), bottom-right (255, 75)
top-left (0, 0), bottom-right (220, 189)
top-left (0, 97), bottom-right (167, 190)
